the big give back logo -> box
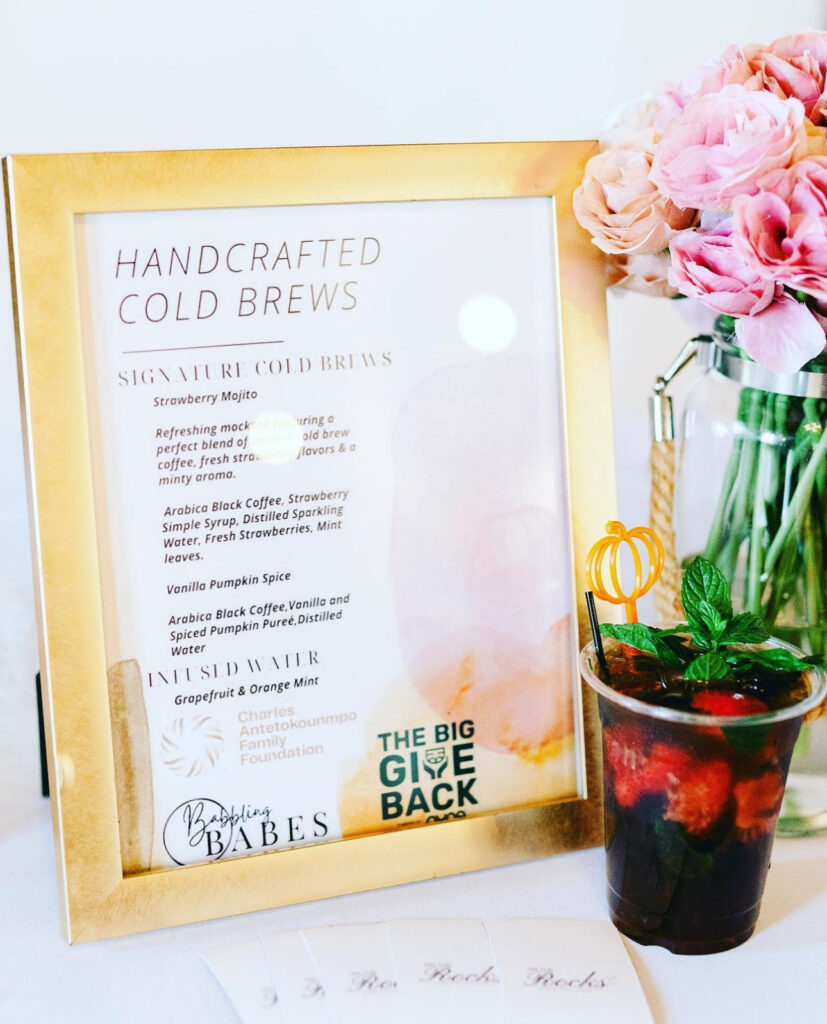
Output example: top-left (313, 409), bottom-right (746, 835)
top-left (376, 719), bottom-right (478, 822)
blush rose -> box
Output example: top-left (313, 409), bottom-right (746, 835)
top-left (749, 32), bottom-right (827, 125)
top-left (650, 84), bottom-right (806, 212)
top-left (573, 131), bottom-right (696, 255)
top-left (607, 251), bottom-right (679, 298)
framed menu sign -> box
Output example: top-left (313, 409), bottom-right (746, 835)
top-left (5, 142), bottom-right (615, 941)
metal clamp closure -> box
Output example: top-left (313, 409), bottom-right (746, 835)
top-left (650, 338), bottom-right (703, 442)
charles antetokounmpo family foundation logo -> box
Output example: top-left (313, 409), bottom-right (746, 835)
top-left (162, 798), bottom-right (329, 865)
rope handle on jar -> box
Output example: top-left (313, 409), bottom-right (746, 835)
top-left (648, 339), bottom-right (700, 621)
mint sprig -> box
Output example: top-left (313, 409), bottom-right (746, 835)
top-left (721, 612), bottom-right (769, 645)
top-left (598, 555), bottom-right (810, 684)
top-left (684, 652), bottom-right (732, 682)
top-left (683, 557), bottom-right (732, 622)
top-left (599, 622), bottom-right (684, 669)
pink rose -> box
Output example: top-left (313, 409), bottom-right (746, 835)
top-left (669, 220), bottom-right (778, 315)
top-left (650, 84), bottom-right (807, 212)
top-left (758, 32), bottom-right (827, 124)
top-left (733, 157), bottom-right (827, 301)
top-left (573, 132), bottom-right (696, 255)
top-left (655, 45), bottom-right (757, 132)
top-left (735, 294), bottom-right (826, 373)
top-left (607, 251), bottom-right (679, 298)
top-left (770, 31), bottom-right (827, 66)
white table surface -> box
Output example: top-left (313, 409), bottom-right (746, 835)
top-left (1, 798), bottom-right (825, 1024)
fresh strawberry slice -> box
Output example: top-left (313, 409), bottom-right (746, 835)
top-left (613, 773), bottom-right (646, 809)
top-left (604, 723), bottom-right (648, 773)
top-left (734, 771), bottom-right (784, 836)
top-left (643, 743), bottom-right (694, 787)
top-left (690, 691), bottom-right (769, 717)
top-left (664, 759), bottom-right (732, 836)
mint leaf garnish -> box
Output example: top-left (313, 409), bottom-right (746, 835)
top-left (682, 557), bottom-right (732, 629)
top-left (599, 623), bottom-right (683, 669)
top-left (736, 647), bottom-right (810, 673)
top-left (595, 556), bottom-right (809, 694)
top-left (698, 601), bottom-right (728, 645)
top-left (722, 723), bottom-right (770, 754)
top-left (658, 633), bottom-right (695, 666)
top-left (684, 652), bottom-right (732, 682)
top-left (721, 612), bottom-right (770, 645)
top-left (652, 624), bottom-right (692, 636)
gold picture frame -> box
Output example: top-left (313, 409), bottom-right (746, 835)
top-left (5, 142), bottom-right (615, 943)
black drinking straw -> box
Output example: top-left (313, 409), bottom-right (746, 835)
top-left (586, 591), bottom-right (609, 675)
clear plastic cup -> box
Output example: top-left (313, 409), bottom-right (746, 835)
top-left (580, 636), bottom-right (827, 954)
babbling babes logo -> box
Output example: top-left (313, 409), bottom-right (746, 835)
top-left (162, 798), bottom-right (328, 865)
top-left (377, 720), bottom-right (478, 822)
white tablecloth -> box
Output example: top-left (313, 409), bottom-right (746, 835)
top-left (0, 800), bottom-right (824, 1023)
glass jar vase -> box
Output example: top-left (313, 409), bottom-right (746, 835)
top-left (674, 333), bottom-right (827, 834)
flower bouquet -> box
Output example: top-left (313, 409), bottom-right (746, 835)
top-left (574, 32), bottom-right (827, 664)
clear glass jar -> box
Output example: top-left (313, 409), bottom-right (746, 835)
top-left (674, 334), bottom-right (827, 834)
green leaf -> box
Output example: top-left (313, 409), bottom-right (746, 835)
top-left (654, 819), bottom-right (716, 878)
top-left (722, 651), bottom-right (756, 671)
top-left (686, 617), bottom-right (714, 651)
top-left (698, 601), bottom-right (728, 645)
top-left (652, 624), bottom-right (692, 636)
top-left (653, 819), bottom-right (686, 877)
top-left (713, 314), bottom-right (736, 343)
top-left (681, 557), bottom-right (733, 633)
top-left (684, 652), bottom-right (733, 683)
top-left (740, 647), bottom-right (811, 673)
top-left (722, 723), bottom-right (770, 755)
top-left (659, 634), bottom-right (695, 666)
top-left (721, 612), bottom-right (770, 646)
top-left (599, 623), bottom-right (683, 669)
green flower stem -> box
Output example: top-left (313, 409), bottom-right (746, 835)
top-left (715, 388), bottom-right (765, 583)
top-left (809, 480), bottom-right (826, 652)
top-left (701, 378), bottom-right (827, 661)
top-left (746, 399), bottom-right (776, 613)
top-left (804, 503), bottom-right (824, 652)
top-left (766, 393), bottom-right (787, 501)
top-left (763, 418), bottom-right (827, 583)
top-left (763, 524), bottom-right (800, 626)
top-left (759, 393), bottom-right (796, 624)
top-left (703, 388), bottom-right (752, 561)
top-left (817, 422), bottom-right (827, 647)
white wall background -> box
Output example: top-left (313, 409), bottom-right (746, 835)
top-left (1, 0), bottom-right (825, 818)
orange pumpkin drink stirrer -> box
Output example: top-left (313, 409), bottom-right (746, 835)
top-left (586, 521), bottom-right (665, 624)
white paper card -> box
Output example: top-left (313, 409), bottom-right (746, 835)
top-left (202, 918), bottom-right (654, 1024)
top-left (387, 918), bottom-right (505, 1023)
top-left (201, 939), bottom-right (279, 1022)
top-left (259, 930), bottom-right (329, 1023)
top-left (301, 923), bottom-right (397, 1023)
top-left (484, 918), bottom-right (653, 1023)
